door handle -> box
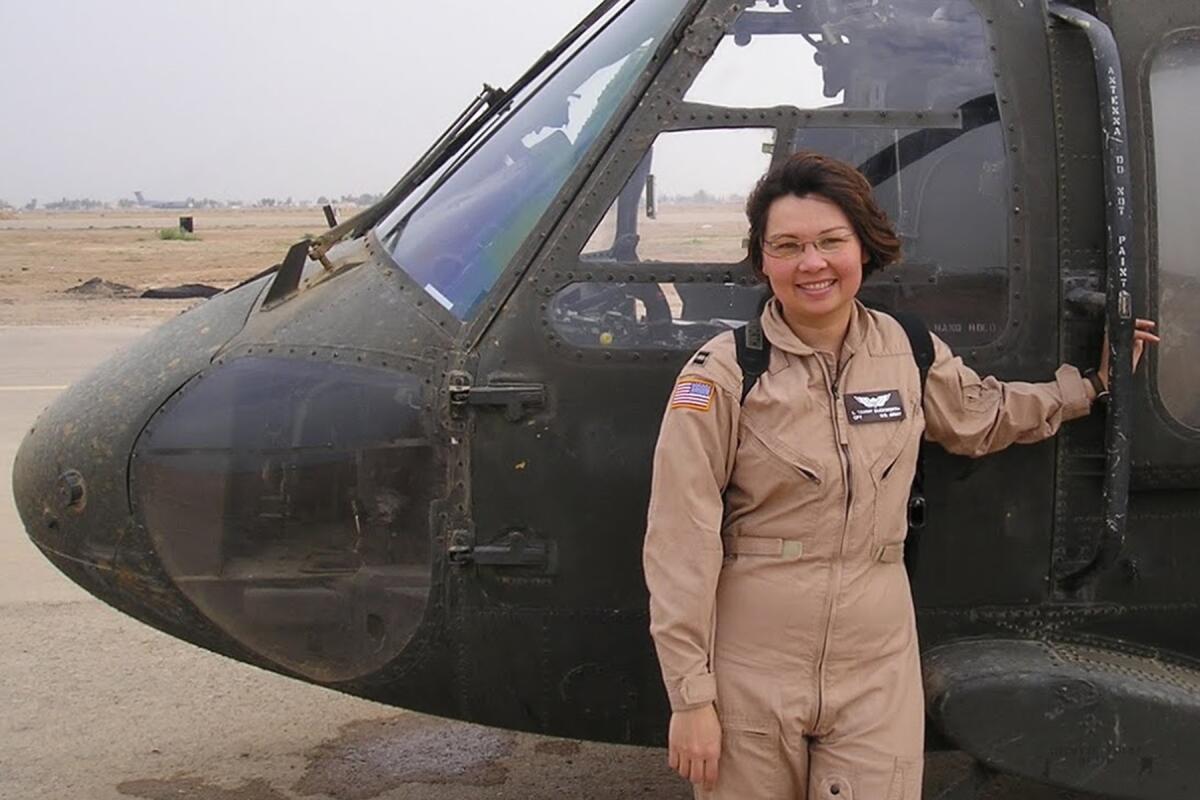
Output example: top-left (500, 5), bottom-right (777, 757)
top-left (448, 530), bottom-right (552, 570)
top-left (448, 381), bottom-right (545, 422)
top-left (1064, 286), bottom-right (1105, 317)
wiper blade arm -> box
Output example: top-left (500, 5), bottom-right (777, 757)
top-left (312, 83), bottom-right (505, 257)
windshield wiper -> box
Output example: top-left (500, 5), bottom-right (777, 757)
top-left (311, 0), bottom-right (625, 260)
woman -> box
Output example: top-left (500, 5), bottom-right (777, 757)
top-left (642, 151), bottom-right (1158, 799)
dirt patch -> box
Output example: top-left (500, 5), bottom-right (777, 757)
top-left (117, 776), bottom-right (288, 800)
top-left (533, 739), bottom-right (582, 757)
top-left (294, 713), bottom-right (516, 800)
top-left (65, 277), bottom-right (138, 297)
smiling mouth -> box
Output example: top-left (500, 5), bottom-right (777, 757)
top-left (797, 279), bottom-right (836, 293)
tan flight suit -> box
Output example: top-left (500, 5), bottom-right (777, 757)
top-left (644, 298), bottom-right (1094, 799)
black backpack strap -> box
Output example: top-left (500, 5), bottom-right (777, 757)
top-left (860, 301), bottom-right (935, 396)
top-left (734, 319), bottom-right (770, 404)
top-left (885, 309), bottom-right (934, 398)
top-left (888, 310), bottom-right (933, 584)
top-left (734, 293), bottom-right (774, 404)
top-left (863, 304), bottom-right (935, 584)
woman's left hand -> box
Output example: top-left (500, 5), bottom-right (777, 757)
top-left (1098, 318), bottom-right (1161, 391)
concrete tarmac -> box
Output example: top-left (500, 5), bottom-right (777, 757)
top-left (0, 326), bottom-right (1102, 800)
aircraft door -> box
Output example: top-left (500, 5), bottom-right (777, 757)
top-left (455, 0), bottom-right (1066, 732)
top-left (465, 0), bottom-right (1058, 672)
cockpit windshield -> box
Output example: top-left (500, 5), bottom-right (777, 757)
top-left (378, 0), bottom-right (688, 321)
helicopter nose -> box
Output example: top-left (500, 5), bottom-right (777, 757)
top-left (13, 273), bottom-right (440, 685)
top-left (11, 279), bottom-right (273, 645)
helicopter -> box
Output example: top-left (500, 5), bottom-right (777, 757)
top-left (12, 0), bottom-right (1200, 797)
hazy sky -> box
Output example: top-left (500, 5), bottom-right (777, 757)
top-left (0, 1), bottom-right (599, 204)
top-left (1, 1), bottom-right (837, 206)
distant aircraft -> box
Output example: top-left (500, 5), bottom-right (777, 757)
top-left (133, 190), bottom-right (192, 210)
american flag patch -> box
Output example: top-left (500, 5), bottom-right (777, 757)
top-left (670, 379), bottom-right (715, 411)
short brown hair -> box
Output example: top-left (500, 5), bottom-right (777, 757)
top-left (745, 151), bottom-right (901, 281)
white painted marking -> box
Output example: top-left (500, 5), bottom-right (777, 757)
top-left (423, 283), bottom-right (455, 311)
top-left (0, 385), bottom-right (69, 392)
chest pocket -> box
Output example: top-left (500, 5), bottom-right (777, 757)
top-left (863, 394), bottom-right (923, 549)
top-left (860, 393), bottom-right (922, 485)
top-left (727, 415), bottom-right (826, 511)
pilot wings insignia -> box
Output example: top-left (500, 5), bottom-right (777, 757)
top-left (844, 389), bottom-right (905, 424)
top-left (857, 393), bottom-right (892, 409)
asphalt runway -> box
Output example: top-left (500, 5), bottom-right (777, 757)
top-left (0, 326), bottom-right (1104, 800)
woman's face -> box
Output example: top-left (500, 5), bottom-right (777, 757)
top-left (761, 193), bottom-right (866, 328)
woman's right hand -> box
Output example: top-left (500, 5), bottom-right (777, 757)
top-left (1097, 318), bottom-right (1160, 392)
top-left (668, 704), bottom-right (722, 791)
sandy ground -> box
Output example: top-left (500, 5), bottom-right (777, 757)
top-left (0, 211), bottom-right (1106, 799)
top-left (0, 208), bottom-right (330, 326)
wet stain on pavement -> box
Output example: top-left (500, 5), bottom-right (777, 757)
top-left (294, 713), bottom-right (516, 799)
top-left (118, 776), bottom-right (287, 800)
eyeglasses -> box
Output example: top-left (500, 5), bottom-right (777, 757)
top-left (761, 233), bottom-right (855, 260)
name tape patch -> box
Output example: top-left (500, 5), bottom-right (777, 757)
top-left (671, 379), bottom-right (715, 412)
top-left (845, 389), bottom-right (905, 424)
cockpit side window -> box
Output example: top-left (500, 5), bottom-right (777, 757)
top-left (554, 128), bottom-right (774, 350)
top-left (377, 0), bottom-right (688, 322)
top-left (560, 0), bottom-right (1010, 352)
top-left (1149, 34), bottom-right (1200, 429)
top-left (582, 128), bottom-right (775, 264)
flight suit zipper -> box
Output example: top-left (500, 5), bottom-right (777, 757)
top-left (813, 352), bottom-right (854, 733)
